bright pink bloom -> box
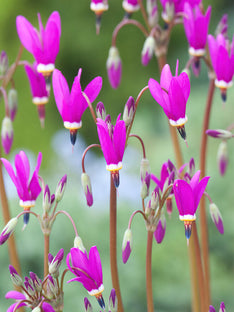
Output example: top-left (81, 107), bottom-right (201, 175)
top-left (150, 161), bottom-right (171, 191)
top-left (208, 33), bottom-right (234, 95)
top-left (16, 12), bottom-right (61, 76)
top-left (183, 3), bottom-right (211, 57)
top-left (1, 151), bottom-right (42, 209)
top-left (52, 68), bottom-right (102, 145)
top-left (66, 246), bottom-right (105, 309)
top-left (173, 170), bottom-right (210, 239)
top-left (96, 115), bottom-right (126, 186)
top-left (148, 60), bottom-right (190, 139)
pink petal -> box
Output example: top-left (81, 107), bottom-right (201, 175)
top-left (193, 176), bottom-right (210, 210)
top-left (113, 118), bottom-right (126, 163)
top-left (208, 34), bottom-right (218, 71)
top-left (148, 78), bottom-right (167, 109)
top-left (52, 69), bottom-right (70, 116)
top-left (16, 16), bottom-right (38, 54)
top-left (5, 291), bottom-right (25, 300)
top-left (89, 246), bottom-right (103, 287)
top-left (84, 76), bottom-right (102, 104)
top-left (28, 171), bottom-right (41, 200)
top-left (189, 170), bottom-right (201, 190)
top-left (1, 158), bottom-right (18, 187)
top-left (173, 179), bottom-right (195, 216)
top-left (43, 20), bottom-right (60, 64)
top-left (168, 78), bottom-right (186, 121)
top-left (160, 64), bottom-right (173, 91)
top-left (46, 11), bottom-right (61, 37)
top-left (42, 302), bottom-right (56, 312)
top-left (97, 119), bottom-right (116, 165)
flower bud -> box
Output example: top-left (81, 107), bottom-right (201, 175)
top-left (49, 249), bottom-right (64, 276)
top-left (106, 46), bottom-right (122, 89)
top-left (30, 272), bottom-right (42, 292)
top-left (141, 36), bottom-right (156, 66)
top-left (166, 197), bottom-right (173, 216)
top-left (140, 158), bottom-right (150, 182)
top-left (1, 116), bottom-right (13, 154)
top-left (96, 101), bottom-right (106, 120)
top-left (150, 187), bottom-right (159, 211)
top-left (31, 307), bottom-right (41, 312)
top-left (47, 275), bottom-right (58, 297)
top-left (109, 289), bottom-right (117, 312)
top-left (123, 96), bottom-right (135, 126)
top-left (122, 228), bottom-right (132, 264)
top-left (206, 129), bottom-right (232, 139)
top-left (9, 265), bottom-right (23, 286)
top-left (219, 302), bottom-right (226, 312)
top-left (48, 253), bottom-right (54, 265)
top-left (8, 89), bottom-right (18, 121)
top-left (84, 297), bottom-right (93, 312)
top-left (215, 14), bottom-right (228, 38)
top-left (189, 157), bottom-right (195, 177)
top-left (43, 185), bottom-right (51, 213)
top-left (141, 173), bottom-right (151, 199)
top-left (0, 51), bottom-right (9, 75)
top-left (209, 203), bottom-right (224, 234)
top-left (154, 213), bottom-right (166, 243)
top-left (146, 0), bottom-right (158, 27)
top-left (55, 175), bottom-right (67, 202)
top-left (209, 306), bottom-right (216, 312)
top-left (81, 172), bottom-right (93, 207)
top-left (162, 1), bottom-right (175, 23)
top-left (0, 217), bottom-right (18, 245)
top-left (217, 141), bottom-right (228, 176)
top-left (74, 235), bottom-right (86, 252)
top-left (24, 279), bottom-right (35, 296)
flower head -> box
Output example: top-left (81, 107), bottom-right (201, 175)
top-left (183, 3), bottom-right (211, 57)
top-left (106, 46), bottom-right (122, 89)
top-left (1, 151), bottom-right (42, 212)
top-left (148, 60), bottom-right (190, 140)
top-left (173, 170), bottom-right (210, 239)
top-left (97, 115), bottom-right (126, 187)
top-left (66, 246), bottom-right (105, 309)
top-left (52, 68), bottom-right (102, 145)
top-left (16, 11), bottom-right (61, 76)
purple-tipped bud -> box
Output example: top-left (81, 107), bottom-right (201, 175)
top-left (30, 272), bottom-right (42, 292)
top-left (167, 159), bottom-right (176, 173)
top-left (24, 279), bottom-right (35, 296)
top-left (0, 51), bottom-right (9, 75)
top-left (81, 172), bottom-right (93, 207)
top-left (217, 141), bottom-right (228, 176)
top-left (48, 253), bottom-right (54, 265)
top-left (123, 96), bottom-right (135, 126)
top-left (166, 197), bottom-right (173, 216)
top-left (154, 214), bottom-right (166, 243)
top-left (122, 228), bottom-right (132, 264)
top-left (0, 217), bottom-right (18, 245)
top-left (215, 14), bottom-right (228, 38)
top-left (55, 175), bottom-right (67, 202)
top-left (49, 248), bottom-right (64, 275)
top-left (162, 1), bottom-right (175, 23)
top-left (209, 203), bottom-right (224, 234)
top-left (8, 89), bottom-right (18, 121)
top-left (189, 157), bottom-right (195, 177)
top-left (219, 302), bottom-right (226, 312)
top-left (141, 173), bottom-right (151, 199)
top-left (96, 101), bottom-right (106, 120)
top-left (43, 185), bottom-right (51, 213)
top-left (146, 0), bottom-right (158, 27)
top-left (140, 158), bottom-right (150, 182)
top-left (206, 129), bottom-right (233, 139)
top-left (9, 265), bottom-right (23, 286)
top-left (150, 187), bottom-right (159, 211)
top-left (84, 297), bottom-right (93, 312)
top-left (209, 306), bottom-right (216, 312)
top-left (47, 275), bottom-right (58, 296)
top-left (109, 289), bottom-right (117, 312)
top-left (106, 46), bottom-right (122, 89)
top-left (141, 36), bottom-right (156, 66)
top-left (73, 235), bottom-right (86, 252)
top-left (122, 0), bottom-right (140, 15)
top-left (1, 116), bottom-right (13, 154)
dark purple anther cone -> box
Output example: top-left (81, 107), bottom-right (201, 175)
top-left (221, 90), bottom-right (227, 102)
top-left (185, 223), bottom-right (192, 240)
top-left (177, 126), bottom-right (186, 140)
top-left (70, 129), bottom-right (77, 146)
top-left (97, 294), bottom-right (105, 310)
top-left (23, 213), bottom-right (30, 225)
top-left (112, 171), bottom-right (120, 188)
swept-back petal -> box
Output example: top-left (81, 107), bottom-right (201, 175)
top-left (1, 158), bottom-right (18, 187)
top-left (16, 16), bottom-right (38, 54)
top-left (52, 69), bottom-right (70, 116)
top-left (42, 302), bottom-right (56, 312)
top-left (28, 171), bottom-right (41, 200)
top-left (189, 170), bottom-right (201, 190)
top-left (5, 291), bottom-right (25, 300)
top-left (46, 11), bottom-right (61, 37)
top-left (193, 176), bottom-right (210, 210)
top-left (70, 248), bottom-right (89, 272)
top-left (113, 118), bottom-right (126, 163)
top-left (148, 78), bottom-right (167, 108)
top-left (173, 179), bottom-right (195, 216)
top-left (97, 119), bottom-right (116, 165)
top-left (44, 21), bottom-right (60, 64)
top-left (160, 64), bottom-right (173, 91)
top-left (84, 76), bottom-right (102, 103)
top-left (89, 246), bottom-right (103, 287)
top-left (208, 34), bottom-right (218, 71)
top-left (168, 78), bottom-right (186, 121)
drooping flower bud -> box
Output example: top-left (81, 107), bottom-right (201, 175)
top-left (206, 129), bottom-right (233, 139)
top-left (217, 141), bottom-right (228, 176)
top-left (29, 272), bottom-right (42, 292)
top-left (84, 297), bottom-right (93, 312)
top-left (96, 101), bottom-right (106, 120)
top-left (141, 173), bottom-right (151, 199)
top-left (55, 175), bottom-right (67, 202)
top-left (140, 158), bottom-right (150, 182)
top-left (123, 96), bottom-right (135, 126)
top-left (122, 228), bottom-right (132, 264)
top-left (49, 249), bottom-right (64, 276)
top-left (109, 289), bottom-right (118, 312)
top-left (154, 213), bottom-right (166, 243)
top-left (74, 235), bottom-right (86, 252)
top-left (209, 203), bottom-right (224, 234)
top-left (1, 116), bottom-right (13, 154)
top-left (8, 89), bottom-right (18, 121)
top-left (219, 302), bottom-right (226, 312)
top-left (106, 46), bottom-right (122, 89)
top-left (81, 172), bottom-right (93, 207)
top-left (141, 36), bottom-right (156, 66)
top-left (215, 14), bottom-right (228, 38)
top-left (0, 51), bottom-right (9, 75)
top-left (0, 217), bottom-right (18, 245)
top-left (146, 0), bottom-right (158, 27)
top-left (9, 265), bottom-right (23, 286)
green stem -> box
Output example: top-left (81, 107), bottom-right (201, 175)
top-left (199, 78), bottom-right (215, 308)
top-left (109, 174), bottom-right (124, 312)
top-left (146, 231), bottom-right (154, 312)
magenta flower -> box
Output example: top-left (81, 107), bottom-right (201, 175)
top-left (150, 161), bottom-right (171, 191)
top-left (183, 3), bottom-right (211, 57)
top-left (25, 64), bottom-right (49, 127)
top-left (173, 170), bottom-right (210, 239)
top-left (1, 151), bottom-right (42, 212)
top-left (16, 11), bottom-right (61, 76)
top-left (96, 115), bottom-right (126, 187)
top-left (208, 33), bottom-right (234, 101)
top-left (122, 228), bottom-right (132, 264)
top-left (106, 46), bottom-right (122, 89)
top-left (154, 214), bottom-right (166, 243)
top-left (148, 60), bottom-right (190, 140)
top-left (66, 246), bottom-right (105, 309)
top-left (52, 68), bottom-right (102, 145)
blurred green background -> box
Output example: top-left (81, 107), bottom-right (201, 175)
top-left (1, 0), bottom-right (234, 311)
